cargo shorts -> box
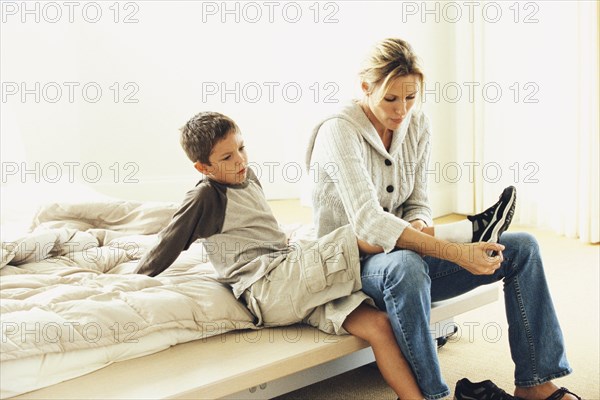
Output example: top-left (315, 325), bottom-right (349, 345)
top-left (242, 225), bottom-right (374, 335)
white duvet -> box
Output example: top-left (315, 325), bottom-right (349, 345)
top-left (0, 201), bottom-right (258, 398)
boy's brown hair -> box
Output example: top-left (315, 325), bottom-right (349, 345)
top-left (180, 111), bottom-right (239, 164)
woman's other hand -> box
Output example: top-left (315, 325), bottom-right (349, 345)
top-left (409, 219), bottom-right (427, 232)
top-left (453, 242), bottom-right (505, 275)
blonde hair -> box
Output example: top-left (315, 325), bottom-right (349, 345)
top-left (359, 38), bottom-right (425, 102)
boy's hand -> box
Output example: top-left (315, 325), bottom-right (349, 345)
top-left (452, 242), bottom-right (505, 275)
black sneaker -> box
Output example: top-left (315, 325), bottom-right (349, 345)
top-left (468, 186), bottom-right (517, 243)
top-left (454, 378), bottom-right (516, 400)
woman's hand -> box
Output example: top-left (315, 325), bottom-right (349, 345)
top-left (409, 219), bottom-right (427, 231)
top-left (452, 242), bottom-right (505, 275)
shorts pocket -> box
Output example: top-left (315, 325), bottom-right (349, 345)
top-left (246, 284), bottom-right (300, 327)
top-left (301, 241), bottom-right (353, 294)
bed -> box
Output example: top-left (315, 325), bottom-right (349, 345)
top-left (0, 194), bottom-right (499, 399)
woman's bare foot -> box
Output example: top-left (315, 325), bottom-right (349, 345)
top-left (515, 382), bottom-right (579, 400)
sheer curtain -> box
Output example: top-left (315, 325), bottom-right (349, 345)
top-left (472, 1), bottom-right (599, 243)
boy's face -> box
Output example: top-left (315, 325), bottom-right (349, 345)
top-left (194, 130), bottom-right (248, 185)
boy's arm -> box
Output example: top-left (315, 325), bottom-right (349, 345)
top-left (134, 183), bottom-right (225, 276)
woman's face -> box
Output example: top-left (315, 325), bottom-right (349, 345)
top-left (363, 74), bottom-right (420, 136)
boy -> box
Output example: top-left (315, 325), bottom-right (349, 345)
top-left (134, 111), bottom-right (514, 399)
top-left (134, 111), bottom-right (381, 332)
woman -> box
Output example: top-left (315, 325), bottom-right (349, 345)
top-left (306, 38), bottom-right (578, 400)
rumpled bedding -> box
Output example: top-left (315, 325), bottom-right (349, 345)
top-left (0, 200), bottom-right (258, 397)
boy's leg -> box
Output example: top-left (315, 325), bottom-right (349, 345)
top-left (343, 303), bottom-right (424, 399)
top-left (432, 186), bottom-right (516, 243)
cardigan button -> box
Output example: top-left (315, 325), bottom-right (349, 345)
top-left (385, 159), bottom-right (392, 166)
top-left (386, 185), bottom-right (394, 193)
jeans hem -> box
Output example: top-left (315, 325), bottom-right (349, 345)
top-left (514, 367), bottom-right (573, 387)
top-left (424, 389), bottom-right (451, 400)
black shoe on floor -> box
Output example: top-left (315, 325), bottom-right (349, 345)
top-left (468, 186), bottom-right (517, 244)
top-left (454, 378), bottom-right (516, 400)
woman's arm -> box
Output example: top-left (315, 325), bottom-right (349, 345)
top-left (357, 222), bottom-right (504, 275)
top-left (315, 119), bottom-right (408, 253)
top-left (396, 226), bottom-right (505, 275)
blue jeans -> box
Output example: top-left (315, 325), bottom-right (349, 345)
top-left (360, 232), bottom-right (572, 400)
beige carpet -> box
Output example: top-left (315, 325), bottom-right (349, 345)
top-left (271, 222), bottom-right (600, 400)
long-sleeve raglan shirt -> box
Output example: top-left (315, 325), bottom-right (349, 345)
top-left (305, 100), bottom-right (433, 253)
top-left (135, 169), bottom-right (289, 298)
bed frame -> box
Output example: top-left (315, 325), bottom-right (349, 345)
top-left (12, 285), bottom-right (499, 399)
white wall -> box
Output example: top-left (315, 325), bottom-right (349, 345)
top-left (2, 1), bottom-right (472, 216)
